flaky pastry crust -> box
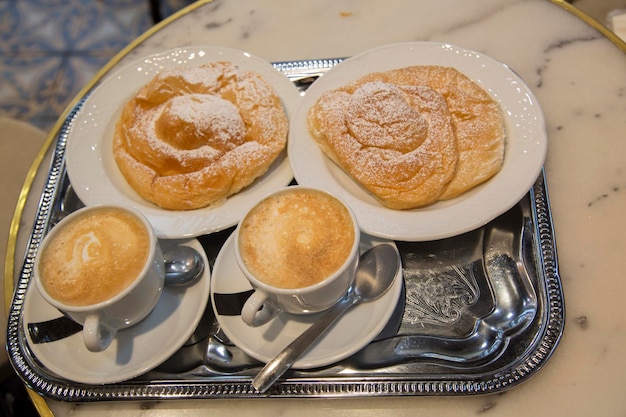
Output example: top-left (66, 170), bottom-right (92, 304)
top-left (308, 81), bottom-right (458, 209)
top-left (113, 61), bottom-right (288, 210)
top-left (307, 66), bottom-right (506, 209)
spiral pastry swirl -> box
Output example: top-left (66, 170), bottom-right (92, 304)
top-left (113, 62), bottom-right (288, 210)
top-left (307, 66), bottom-right (505, 209)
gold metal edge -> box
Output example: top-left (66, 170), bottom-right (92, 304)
top-left (551, 0), bottom-right (626, 52)
top-left (4, 0), bottom-right (621, 414)
top-left (4, 1), bottom-right (215, 415)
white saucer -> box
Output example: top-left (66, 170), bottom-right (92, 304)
top-left (23, 239), bottom-right (211, 384)
top-left (66, 45), bottom-right (300, 239)
top-left (289, 42), bottom-right (547, 241)
top-left (211, 233), bottom-right (403, 369)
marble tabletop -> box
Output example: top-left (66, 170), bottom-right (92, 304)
top-left (8, 0), bottom-right (626, 415)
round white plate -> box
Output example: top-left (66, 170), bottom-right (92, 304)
top-left (66, 46), bottom-right (300, 238)
top-left (289, 42), bottom-right (547, 241)
top-left (211, 233), bottom-right (403, 369)
top-left (24, 239), bottom-right (211, 384)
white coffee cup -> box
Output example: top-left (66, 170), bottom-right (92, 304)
top-left (34, 205), bottom-right (165, 352)
top-left (235, 187), bottom-right (360, 327)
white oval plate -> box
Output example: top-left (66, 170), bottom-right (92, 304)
top-left (289, 42), bottom-right (547, 241)
top-left (24, 239), bottom-right (210, 385)
top-left (66, 46), bottom-right (300, 238)
top-left (211, 233), bottom-right (403, 369)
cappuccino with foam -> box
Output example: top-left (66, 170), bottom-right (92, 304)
top-left (39, 206), bottom-right (151, 306)
top-left (238, 188), bottom-right (356, 289)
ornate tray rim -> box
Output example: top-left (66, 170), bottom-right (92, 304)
top-left (6, 59), bottom-right (565, 401)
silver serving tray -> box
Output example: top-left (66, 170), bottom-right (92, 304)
top-left (6, 59), bottom-right (564, 401)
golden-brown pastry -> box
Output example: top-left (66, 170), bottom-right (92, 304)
top-left (307, 66), bottom-right (506, 209)
top-left (113, 61), bottom-right (288, 210)
top-left (308, 81), bottom-right (458, 209)
top-left (354, 66), bottom-right (506, 200)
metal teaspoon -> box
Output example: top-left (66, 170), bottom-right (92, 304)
top-left (252, 243), bottom-right (400, 393)
top-left (163, 245), bottom-right (205, 287)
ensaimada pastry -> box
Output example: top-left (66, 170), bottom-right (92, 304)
top-left (113, 61), bottom-right (288, 210)
top-left (307, 65), bottom-right (505, 210)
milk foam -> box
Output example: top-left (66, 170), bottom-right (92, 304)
top-left (239, 189), bottom-right (355, 289)
top-left (39, 208), bottom-right (150, 306)
top-left (74, 232), bottom-right (100, 263)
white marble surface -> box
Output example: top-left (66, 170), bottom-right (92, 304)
top-left (11, 0), bottom-right (626, 415)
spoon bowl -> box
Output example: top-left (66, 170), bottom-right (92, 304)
top-left (252, 243), bottom-right (400, 393)
top-left (350, 243), bottom-right (399, 302)
top-left (163, 245), bottom-right (205, 287)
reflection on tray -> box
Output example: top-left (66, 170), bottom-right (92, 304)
top-left (352, 201), bottom-right (538, 369)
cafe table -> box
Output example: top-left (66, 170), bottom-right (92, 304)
top-left (5, 0), bottom-right (626, 416)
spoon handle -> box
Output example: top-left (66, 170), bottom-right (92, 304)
top-left (252, 296), bottom-right (355, 393)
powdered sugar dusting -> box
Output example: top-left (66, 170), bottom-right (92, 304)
top-left (311, 81), bottom-right (456, 189)
top-left (113, 61), bottom-right (288, 210)
top-left (307, 65), bottom-right (506, 209)
top-left (347, 82), bottom-right (429, 152)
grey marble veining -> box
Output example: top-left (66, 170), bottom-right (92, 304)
top-left (14, 0), bottom-right (626, 416)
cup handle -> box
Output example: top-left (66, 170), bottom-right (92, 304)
top-left (241, 290), bottom-right (277, 327)
top-left (83, 314), bottom-right (116, 352)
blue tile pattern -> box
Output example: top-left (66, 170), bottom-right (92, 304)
top-left (0, 0), bottom-right (191, 131)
